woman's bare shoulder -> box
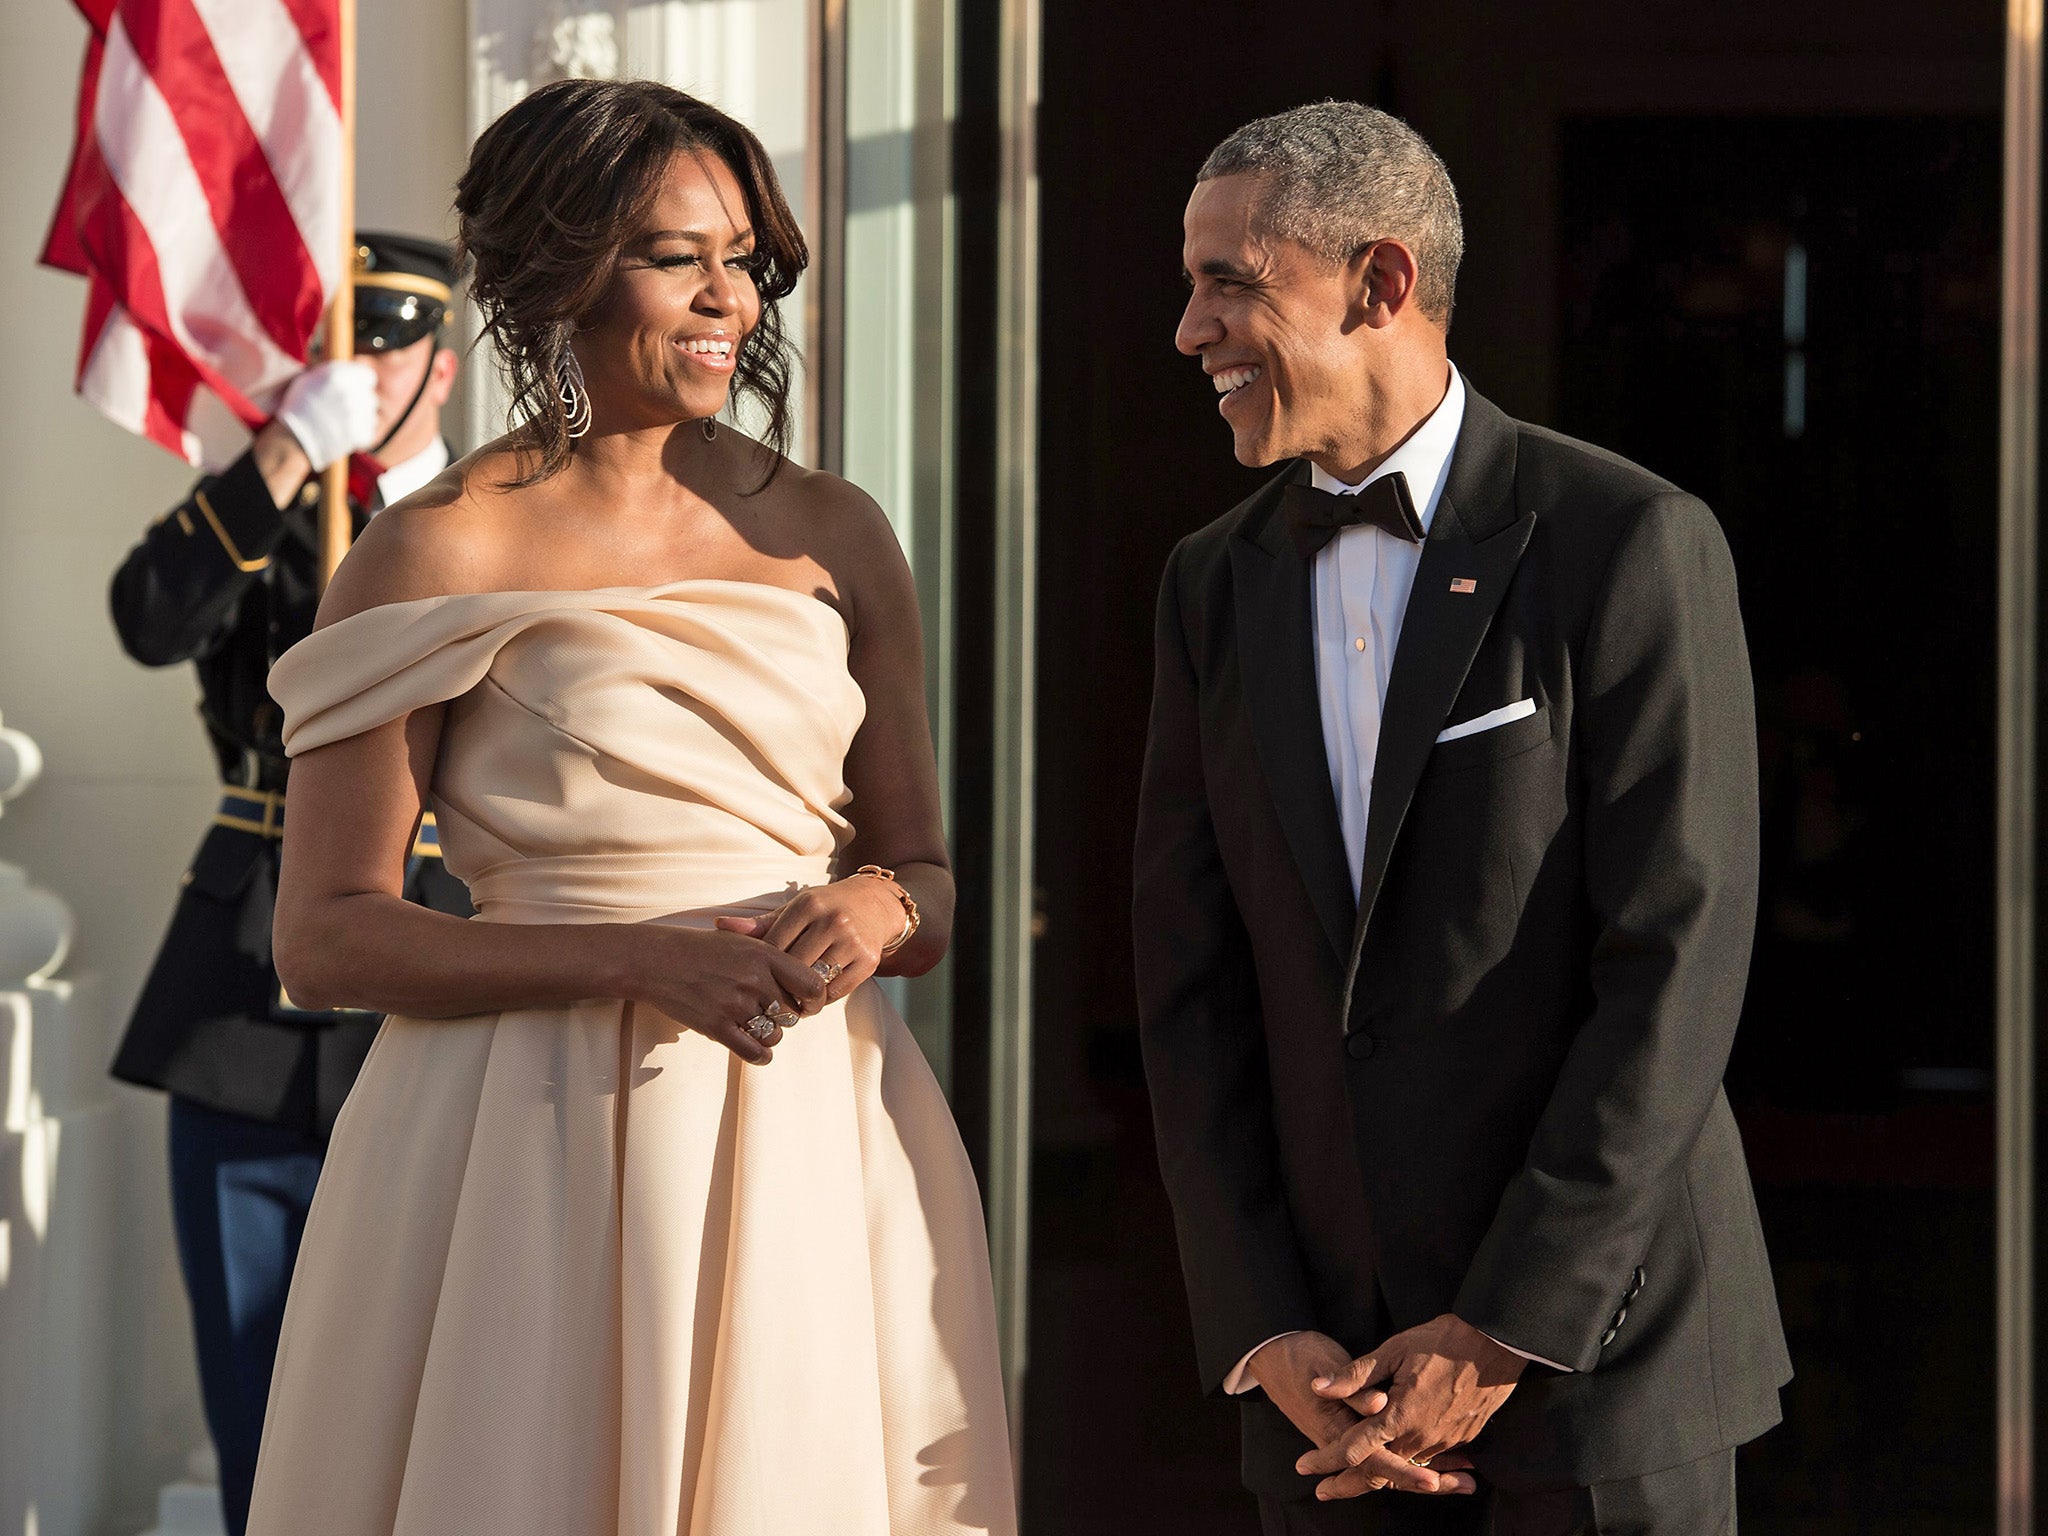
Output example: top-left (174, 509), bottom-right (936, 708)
top-left (759, 459), bottom-right (900, 563)
top-left (314, 443), bottom-right (537, 627)
top-left (759, 460), bottom-right (916, 641)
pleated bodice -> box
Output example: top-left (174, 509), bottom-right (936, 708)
top-left (270, 580), bottom-right (865, 920)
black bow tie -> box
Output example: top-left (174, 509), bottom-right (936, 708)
top-left (1281, 471), bottom-right (1425, 558)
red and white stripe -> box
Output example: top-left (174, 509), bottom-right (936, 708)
top-left (43, 0), bottom-right (342, 467)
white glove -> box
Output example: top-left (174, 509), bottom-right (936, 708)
top-left (274, 360), bottom-right (380, 470)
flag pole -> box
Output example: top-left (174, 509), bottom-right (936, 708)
top-left (317, 0), bottom-right (357, 589)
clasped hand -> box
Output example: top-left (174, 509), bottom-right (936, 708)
top-left (623, 878), bottom-right (908, 1066)
top-left (1258, 1315), bottom-right (1524, 1500)
top-left (714, 875), bottom-right (907, 1000)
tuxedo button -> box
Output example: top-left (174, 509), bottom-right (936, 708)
top-left (1599, 1326), bottom-right (1619, 1348)
top-left (1627, 1267), bottom-right (1645, 1300)
top-left (1345, 1032), bottom-right (1379, 1061)
top-left (1610, 1304), bottom-right (1628, 1330)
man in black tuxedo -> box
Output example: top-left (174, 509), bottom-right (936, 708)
top-left (1133, 103), bottom-right (1789, 1534)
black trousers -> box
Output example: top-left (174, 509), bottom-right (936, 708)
top-left (1257, 1450), bottom-right (1736, 1536)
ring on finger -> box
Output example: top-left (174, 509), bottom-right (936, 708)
top-left (812, 959), bottom-right (844, 984)
top-left (765, 1000), bottom-right (801, 1028)
top-left (1410, 1455), bottom-right (1433, 1468)
top-left (742, 1013), bottom-right (778, 1042)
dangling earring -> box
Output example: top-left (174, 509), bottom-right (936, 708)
top-left (556, 347), bottom-right (592, 439)
top-left (701, 415), bottom-right (718, 442)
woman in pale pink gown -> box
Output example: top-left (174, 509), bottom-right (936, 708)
top-left (244, 79), bottom-right (1016, 1535)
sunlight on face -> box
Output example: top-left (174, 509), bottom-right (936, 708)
top-left (1175, 174), bottom-right (1363, 468)
top-left (363, 335), bottom-right (439, 435)
top-left (582, 149), bottom-right (763, 431)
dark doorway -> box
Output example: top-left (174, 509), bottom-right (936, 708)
top-left (1555, 111), bottom-right (2001, 1527)
top-left (1025, 6), bottom-right (2004, 1535)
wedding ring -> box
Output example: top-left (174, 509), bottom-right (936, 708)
top-left (743, 1013), bottom-right (777, 1042)
top-left (1410, 1455), bottom-right (1434, 1468)
top-left (812, 960), bottom-right (844, 983)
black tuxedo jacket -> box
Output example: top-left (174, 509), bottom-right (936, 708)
top-left (1133, 386), bottom-right (1790, 1495)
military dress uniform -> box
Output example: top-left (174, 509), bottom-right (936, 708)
top-left (107, 233), bottom-right (468, 1536)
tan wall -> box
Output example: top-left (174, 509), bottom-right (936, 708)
top-left (0, 0), bottom-right (469, 1527)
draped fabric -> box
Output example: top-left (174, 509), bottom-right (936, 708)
top-left (249, 581), bottom-right (1016, 1535)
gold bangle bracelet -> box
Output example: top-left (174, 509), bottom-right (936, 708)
top-left (851, 864), bottom-right (921, 954)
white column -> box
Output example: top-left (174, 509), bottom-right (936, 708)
top-left (0, 711), bottom-right (121, 1536)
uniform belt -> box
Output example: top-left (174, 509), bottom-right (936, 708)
top-left (214, 787), bottom-right (285, 838)
top-left (214, 787), bottom-right (444, 858)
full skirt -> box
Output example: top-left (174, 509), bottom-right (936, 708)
top-left (245, 976), bottom-right (1016, 1535)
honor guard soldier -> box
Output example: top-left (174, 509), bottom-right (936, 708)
top-left (107, 232), bottom-right (472, 1536)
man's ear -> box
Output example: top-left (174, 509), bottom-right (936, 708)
top-left (426, 345), bottom-right (459, 407)
top-left (1354, 238), bottom-right (1420, 329)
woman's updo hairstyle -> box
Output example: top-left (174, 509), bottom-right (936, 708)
top-left (455, 78), bottom-right (808, 485)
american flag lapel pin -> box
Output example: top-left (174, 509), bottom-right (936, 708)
top-left (1449, 577), bottom-right (1478, 594)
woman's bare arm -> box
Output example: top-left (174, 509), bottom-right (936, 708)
top-left (836, 487), bottom-right (954, 977)
top-left (272, 699), bottom-right (650, 1017)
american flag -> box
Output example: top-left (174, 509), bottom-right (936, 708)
top-left (41, 0), bottom-right (344, 468)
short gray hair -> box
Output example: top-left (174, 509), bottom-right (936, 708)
top-left (1199, 101), bottom-right (1464, 325)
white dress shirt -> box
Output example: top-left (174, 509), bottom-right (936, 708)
top-left (1311, 367), bottom-right (1467, 884)
top-left (1221, 365), bottom-right (1569, 1396)
top-left (374, 436), bottom-right (450, 511)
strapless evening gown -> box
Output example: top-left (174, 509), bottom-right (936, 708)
top-left (246, 581), bottom-right (1016, 1535)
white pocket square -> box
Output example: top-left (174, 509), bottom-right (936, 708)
top-left (1436, 697), bottom-right (1537, 744)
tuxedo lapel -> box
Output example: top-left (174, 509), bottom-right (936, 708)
top-left (1230, 467), bottom-right (1357, 966)
top-left (1342, 390), bottom-right (1534, 1012)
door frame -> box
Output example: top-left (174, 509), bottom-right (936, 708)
top-left (1996, 2), bottom-right (2040, 1529)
